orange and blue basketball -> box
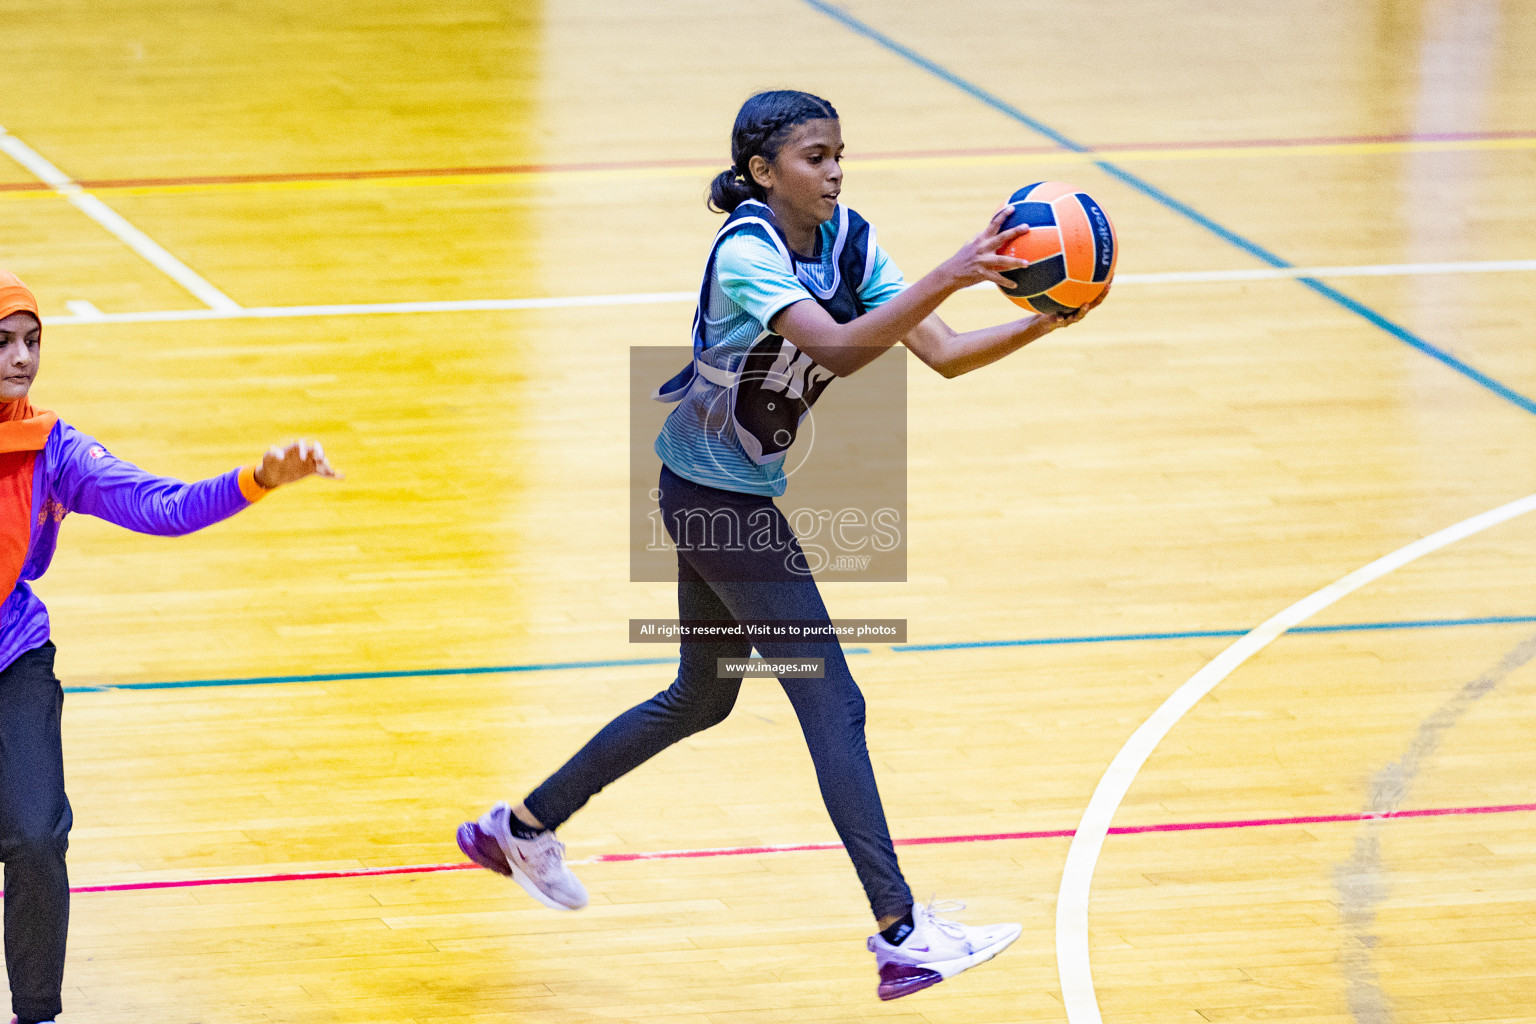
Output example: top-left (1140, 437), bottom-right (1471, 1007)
top-left (995, 182), bottom-right (1117, 315)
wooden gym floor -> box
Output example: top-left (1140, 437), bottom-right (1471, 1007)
top-left (3, 1), bottom-right (1535, 1021)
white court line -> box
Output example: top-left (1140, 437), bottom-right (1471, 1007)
top-left (33, 258), bottom-right (1536, 327)
top-left (0, 125), bottom-right (241, 312)
top-left (1055, 491), bottom-right (1536, 1024)
top-left (64, 300), bottom-right (104, 321)
top-left (39, 291), bottom-right (697, 326)
top-left (1116, 258), bottom-right (1536, 284)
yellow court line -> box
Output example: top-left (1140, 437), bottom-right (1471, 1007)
top-left (0, 137), bottom-right (1531, 204)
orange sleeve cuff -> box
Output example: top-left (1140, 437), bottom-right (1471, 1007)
top-left (237, 465), bottom-right (273, 503)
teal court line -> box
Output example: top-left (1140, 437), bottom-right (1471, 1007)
top-left (61, 615), bottom-right (1536, 693)
top-left (796, 0), bottom-right (1536, 417)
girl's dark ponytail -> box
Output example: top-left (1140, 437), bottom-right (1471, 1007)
top-left (707, 90), bottom-right (839, 214)
top-left (708, 168), bottom-right (756, 215)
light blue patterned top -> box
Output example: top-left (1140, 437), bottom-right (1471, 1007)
top-left (655, 212), bottom-right (906, 496)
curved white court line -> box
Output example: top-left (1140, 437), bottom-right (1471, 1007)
top-left (1055, 491), bottom-right (1536, 1024)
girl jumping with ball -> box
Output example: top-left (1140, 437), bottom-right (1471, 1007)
top-left (0, 271), bottom-right (341, 1024)
top-left (458, 90), bottom-right (1108, 1001)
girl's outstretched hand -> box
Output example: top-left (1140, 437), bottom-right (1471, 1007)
top-left (254, 440), bottom-right (344, 488)
top-left (940, 206), bottom-right (1034, 290)
top-left (1038, 279), bottom-right (1114, 333)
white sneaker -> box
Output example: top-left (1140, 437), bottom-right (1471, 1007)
top-left (456, 802), bottom-right (588, 911)
top-left (866, 899), bottom-right (1022, 1000)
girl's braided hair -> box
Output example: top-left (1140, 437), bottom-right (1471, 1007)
top-left (708, 90), bottom-right (839, 214)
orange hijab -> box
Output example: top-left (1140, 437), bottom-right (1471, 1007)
top-left (0, 271), bottom-right (58, 453)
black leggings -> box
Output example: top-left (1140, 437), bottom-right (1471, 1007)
top-left (0, 642), bottom-right (71, 1023)
top-left (524, 467), bottom-right (913, 920)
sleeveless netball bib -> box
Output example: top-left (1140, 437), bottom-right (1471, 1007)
top-left (655, 199), bottom-right (876, 468)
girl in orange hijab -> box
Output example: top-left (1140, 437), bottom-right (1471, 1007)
top-left (0, 270), bottom-right (341, 1024)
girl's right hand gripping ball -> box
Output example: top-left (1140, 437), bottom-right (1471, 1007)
top-left (995, 181), bottom-right (1117, 315)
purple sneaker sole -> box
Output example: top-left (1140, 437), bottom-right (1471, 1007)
top-left (876, 962), bottom-right (944, 1000)
top-left (457, 820), bottom-right (513, 877)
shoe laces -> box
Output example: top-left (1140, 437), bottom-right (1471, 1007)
top-left (524, 829), bottom-right (569, 872)
top-left (918, 897), bottom-right (969, 940)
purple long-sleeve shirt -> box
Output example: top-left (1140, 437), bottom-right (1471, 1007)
top-left (0, 420), bottom-right (257, 672)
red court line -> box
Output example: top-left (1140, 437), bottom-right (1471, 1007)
top-left (45, 801), bottom-right (1536, 898)
top-left (69, 861), bottom-right (479, 895)
top-left (1, 129), bottom-right (1529, 195)
top-left (1105, 802), bottom-right (1536, 835)
top-left (857, 129), bottom-right (1536, 161)
top-left (1090, 128), bottom-right (1536, 152)
top-left (0, 157), bottom-right (718, 193)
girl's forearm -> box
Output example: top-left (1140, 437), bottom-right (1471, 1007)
top-left (842, 268), bottom-right (961, 350)
top-left (928, 315), bottom-right (1055, 379)
top-left (774, 211), bottom-right (1037, 377)
top-left (777, 269), bottom-right (961, 376)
